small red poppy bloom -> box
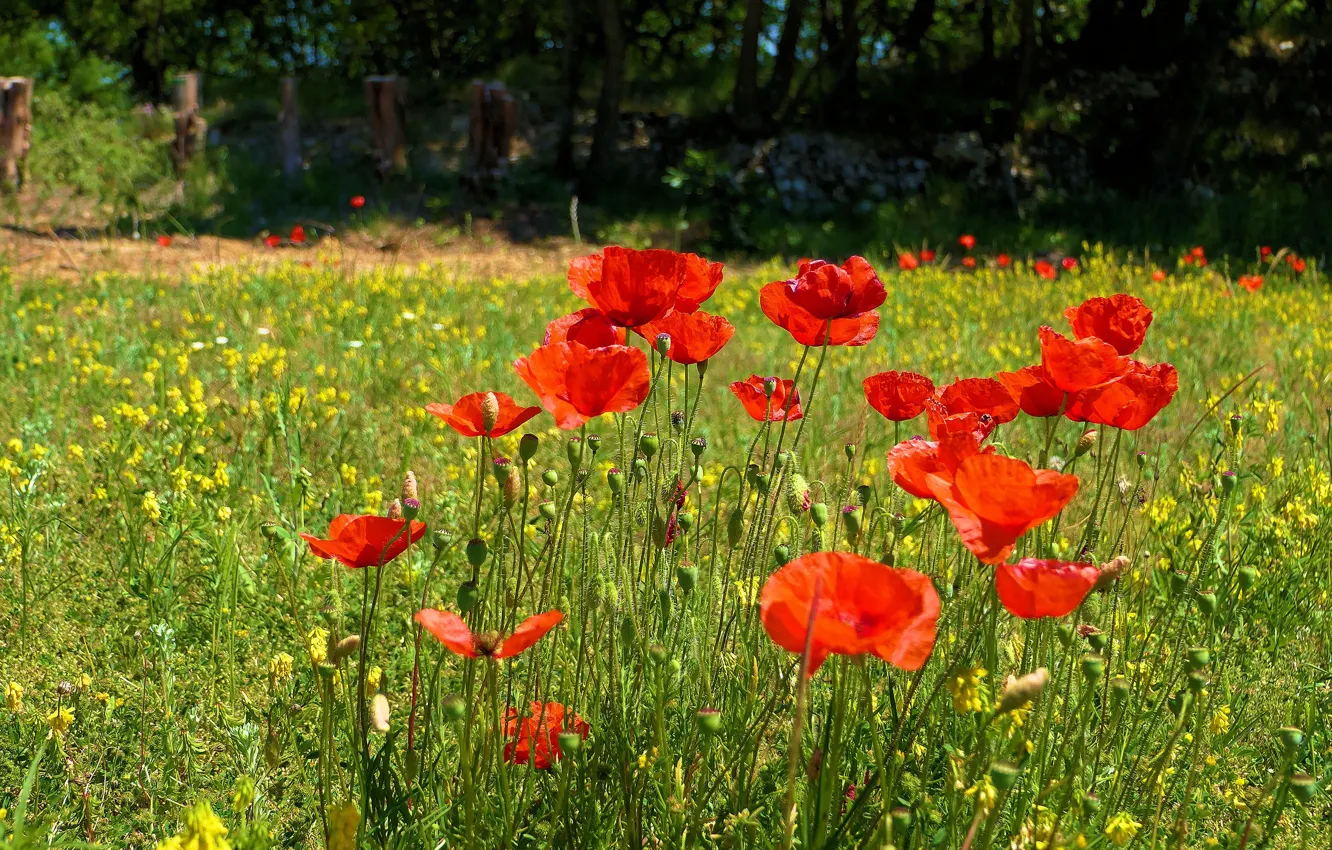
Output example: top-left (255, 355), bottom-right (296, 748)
top-left (996, 365), bottom-right (1065, 418)
top-left (996, 253), bottom-right (1012, 268)
top-left (264, 234), bottom-right (282, 248)
top-left (961, 256), bottom-right (977, 269)
top-left (996, 559), bottom-right (1100, 619)
top-left (416, 609), bottom-right (563, 659)
top-left (730, 375), bottom-right (802, 422)
top-left (1061, 257), bottom-right (1078, 271)
top-left (1038, 326), bottom-right (1132, 393)
top-left (157, 235), bottom-right (172, 248)
top-left (634, 310), bottom-right (735, 365)
top-left (1065, 361), bottom-right (1178, 431)
top-left (1063, 294), bottom-right (1154, 355)
top-left (426, 391), bottom-right (541, 438)
top-left (863, 371), bottom-right (935, 422)
top-left (290, 225), bottom-right (306, 244)
top-left (514, 342), bottom-right (650, 430)
top-left (759, 258), bottom-right (883, 347)
top-left (920, 249), bottom-right (936, 263)
top-left (959, 234), bottom-right (976, 250)
top-left (1197, 256), bottom-right (1209, 268)
top-left (504, 701), bottom-right (589, 769)
top-left (350, 195), bottom-right (366, 209)
top-left (1238, 274), bottom-right (1263, 292)
top-left (926, 454), bottom-right (1079, 564)
top-left (1034, 259), bottom-right (1057, 280)
top-left (760, 552), bottom-right (940, 675)
top-left (1151, 269), bottom-right (1166, 282)
top-left (898, 251), bottom-right (920, 271)
top-left (1190, 246), bottom-right (1205, 259)
top-left (929, 377), bottom-right (1020, 429)
top-left (1181, 254), bottom-right (1195, 266)
top-left (1288, 255), bottom-right (1306, 273)
top-left (1260, 245), bottom-right (1272, 259)
top-left (543, 309), bottom-right (628, 348)
top-left (302, 514), bottom-right (427, 569)
top-left (567, 247), bottom-right (705, 327)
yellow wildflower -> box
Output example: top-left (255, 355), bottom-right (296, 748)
top-left (1104, 812), bottom-right (1142, 846)
top-left (46, 706), bottom-right (74, 738)
top-left (5, 681), bottom-right (22, 712)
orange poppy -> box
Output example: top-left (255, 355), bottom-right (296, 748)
top-left (675, 253), bottom-right (724, 313)
top-left (350, 195), bottom-right (366, 209)
top-left (995, 559), bottom-right (1100, 619)
top-left (514, 342), bottom-right (650, 430)
top-left (504, 701), bottom-right (590, 769)
top-left (302, 514), bottom-right (427, 569)
top-left (961, 256), bottom-right (977, 269)
top-left (928, 377), bottom-right (1020, 432)
top-left (996, 365), bottom-right (1065, 418)
top-left (920, 249), bottom-right (936, 263)
top-left (760, 552), bottom-right (940, 675)
top-left (886, 423), bottom-right (993, 500)
top-left (264, 234), bottom-right (282, 248)
top-left (634, 310), bottom-right (735, 365)
top-left (157, 235), bottom-right (172, 247)
top-left (1034, 259), bottom-right (1057, 280)
top-left (1065, 361), bottom-right (1178, 431)
top-left (1061, 257), bottom-right (1078, 271)
top-left (290, 225), bottom-right (306, 244)
top-left (1151, 269), bottom-right (1166, 282)
top-left (415, 609), bottom-right (563, 659)
top-left (996, 253), bottom-right (1012, 268)
top-left (568, 246), bottom-right (714, 327)
top-left (543, 309), bottom-right (628, 348)
top-left (863, 371), bottom-right (935, 422)
top-left (959, 234), bottom-right (976, 250)
top-left (426, 391), bottom-right (541, 438)
top-left (730, 375), bottom-right (802, 421)
top-left (1238, 275), bottom-right (1263, 292)
top-left (926, 454), bottom-right (1079, 564)
top-left (1038, 326), bottom-right (1131, 393)
top-left (759, 257), bottom-right (884, 347)
top-left (898, 251), bottom-right (919, 271)
top-left (1063, 294), bottom-right (1153, 355)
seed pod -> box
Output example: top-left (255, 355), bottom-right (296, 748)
top-left (842, 505), bottom-right (863, 541)
top-left (773, 544), bottom-right (791, 566)
top-left (1170, 571), bottom-right (1189, 595)
top-left (855, 484), bottom-right (872, 506)
top-left (639, 433), bottom-right (660, 458)
top-left (677, 511), bottom-right (694, 533)
top-left (566, 436), bottom-right (584, 470)
top-left (844, 444), bottom-right (856, 460)
top-left (1110, 676), bottom-right (1130, 709)
top-left (632, 458), bottom-right (647, 479)
top-left (539, 501), bottom-right (557, 520)
top-left (466, 538), bottom-right (488, 567)
top-left (1186, 647), bottom-right (1210, 670)
top-left (676, 565), bottom-right (697, 593)
top-left (519, 433), bottom-right (539, 461)
top-left (990, 761), bottom-right (1021, 790)
top-left (1238, 565), bottom-right (1256, 590)
top-left (1056, 623), bottom-right (1074, 647)
top-left (585, 434), bottom-right (601, 455)
top-left (1228, 413), bottom-right (1244, 437)
top-left (1279, 726), bottom-right (1305, 754)
top-left (442, 693), bottom-right (467, 722)
top-left (557, 730), bottom-right (583, 754)
top-left (1075, 429), bottom-right (1098, 458)
top-left (607, 467), bottom-right (624, 494)
top-left (1290, 774), bottom-right (1318, 804)
top-left (654, 333), bottom-right (671, 356)
top-left (1196, 589), bottom-right (1217, 614)
top-left (727, 509), bottom-right (744, 547)
top-left (696, 707), bottom-right (722, 735)
top-left (690, 437), bottom-right (707, 458)
top-left (456, 580), bottom-right (480, 612)
top-left (492, 456), bottom-right (512, 485)
top-left (402, 497), bottom-right (420, 520)
top-left (432, 529), bottom-right (451, 551)
top-left (1220, 470), bottom-right (1237, 494)
top-left (1187, 671), bottom-right (1207, 693)
top-left (762, 377), bottom-right (777, 397)
top-left (542, 469), bottom-right (559, 487)
top-left (1082, 654), bottom-right (1105, 682)
top-left (811, 502), bottom-right (828, 527)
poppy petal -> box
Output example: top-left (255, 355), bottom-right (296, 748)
top-left (415, 609), bottom-right (478, 657)
top-left (1039, 326), bottom-right (1132, 393)
top-left (864, 371), bottom-right (935, 421)
top-left (495, 610), bottom-right (565, 658)
top-left (543, 309), bottom-right (627, 348)
top-left (996, 559), bottom-right (1100, 619)
top-left (1063, 294), bottom-right (1153, 355)
top-left (635, 311), bottom-right (735, 365)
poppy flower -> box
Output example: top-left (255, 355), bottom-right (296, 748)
top-left (504, 701), bottom-right (589, 769)
top-left (157, 235), bottom-right (172, 248)
top-left (264, 234), bottom-right (282, 248)
top-left (886, 423), bottom-right (992, 500)
top-left (1038, 326), bottom-right (1132, 393)
top-left (926, 454), bottom-right (1079, 564)
top-left (1034, 260), bottom-right (1057, 280)
top-left (567, 247), bottom-right (709, 327)
top-left (995, 559), bottom-right (1100, 619)
top-left (1287, 255), bottom-right (1306, 273)
top-left (634, 310), bottom-right (735, 365)
top-left (863, 371), bottom-right (935, 422)
top-left (996, 254), bottom-right (1012, 268)
top-left (929, 377), bottom-right (1020, 429)
top-left (1061, 257), bottom-right (1078, 271)
top-left (514, 342), bottom-right (650, 430)
top-left (674, 253), bottom-right (725, 313)
top-left (543, 309), bottom-right (627, 349)
top-left (996, 365), bottom-right (1065, 418)
top-left (1190, 246), bottom-right (1205, 259)
top-left (1065, 361), bottom-right (1178, 431)
top-left (760, 552), bottom-right (940, 675)
top-left (920, 249), bottom-right (936, 263)
top-left (302, 514), bottom-right (427, 569)
top-left (898, 251), bottom-right (919, 271)
top-left (959, 234), bottom-right (976, 250)
top-left (1151, 269), bottom-right (1166, 282)
top-left (961, 256), bottom-right (977, 269)
top-left (426, 391), bottom-right (541, 438)
top-left (1238, 275), bottom-right (1263, 292)
top-left (290, 225), bottom-right (306, 244)
top-left (1063, 294), bottom-right (1153, 356)
top-left (350, 195), bottom-right (366, 209)
top-left (1260, 245), bottom-right (1272, 260)
top-left (416, 609), bottom-right (563, 659)
top-left (759, 263), bottom-right (881, 347)
top-left (730, 375), bottom-right (802, 422)
top-left (1181, 254), bottom-right (1195, 266)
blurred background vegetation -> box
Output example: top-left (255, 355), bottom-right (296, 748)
top-left (1, 0), bottom-right (1330, 260)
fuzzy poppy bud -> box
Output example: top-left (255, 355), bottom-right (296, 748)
top-left (1110, 676), bottom-right (1130, 709)
top-left (654, 333), bottom-right (671, 356)
top-left (492, 457), bottom-right (512, 484)
top-left (539, 501), bottom-right (557, 520)
top-left (677, 565), bottom-right (698, 593)
top-left (787, 474), bottom-right (811, 514)
top-left (677, 512), bottom-right (694, 532)
top-left (844, 444), bottom-right (856, 460)
top-left (502, 473), bottom-right (521, 507)
top-left (404, 749), bottom-right (420, 783)
top-left (690, 437), bottom-right (707, 458)
top-left (541, 469), bottom-right (559, 487)
top-left (370, 693), bottom-right (391, 732)
top-left (401, 469), bottom-right (419, 503)
top-left (639, 433), bottom-right (660, 458)
top-left (1196, 588), bottom-right (1217, 614)
top-left (890, 807), bottom-right (912, 835)
top-left (557, 730), bottom-right (582, 754)
top-left (1186, 647), bottom-right (1210, 670)
top-left (696, 359), bottom-right (709, 378)
top-left (585, 434), bottom-right (601, 455)
top-left (519, 433), bottom-right (539, 461)
top-left (727, 509), bottom-right (744, 547)
top-left (696, 707), bottom-right (721, 735)
top-left (402, 497), bottom-right (420, 520)
top-left (620, 614), bottom-right (637, 647)
top-left (762, 377), bottom-right (777, 398)
top-left (775, 451), bottom-right (790, 470)
top-left (442, 693), bottom-right (467, 722)
top-left (652, 515), bottom-right (668, 547)
top-left (648, 643), bottom-right (668, 666)
top-left (1075, 429), bottom-right (1098, 458)
top-left (1082, 654), bottom-right (1105, 683)
top-left (1220, 470), bottom-right (1237, 494)
top-left (842, 505), bottom-right (863, 540)
top-left (811, 502), bottom-right (828, 527)
top-left (1290, 774), bottom-right (1318, 804)
top-left (1238, 565), bottom-right (1256, 589)
top-left (1170, 571), bottom-right (1189, 596)
top-left (330, 635), bottom-right (361, 663)
top-left (386, 499), bottom-right (404, 520)
top-left (456, 580), bottom-right (479, 612)
top-left (607, 467), bottom-right (624, 494)
top-left (1094, 555), bottom-right (1130, 591)
top-left (773, 543), bottom-right (791, 566)
top-left (990, 761), bottom-right (1021, 790)
top-left (566, 437), bottom-right (584, 470)
top-left (480, 392), bottom-right (500, 434)
top-left (1278, 726), bottom-right (1305, 754)
top-left (466, 538), bottom-right (488, 567)
top-left (997, 668), bottom-right (1049, 714)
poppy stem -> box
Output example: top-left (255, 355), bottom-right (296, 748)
top-left (781, 576), bottom-right (822, 850)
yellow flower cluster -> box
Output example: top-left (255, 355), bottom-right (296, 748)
top-left (156, 802), bottom-right (231, 850)
top-left (948, 665), bottom-right (988, 714)
top-left (1103, 811), bottom-right (1141, 846)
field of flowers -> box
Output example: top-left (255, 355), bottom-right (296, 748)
top-left (0, 237), bottom-right (1328, 850)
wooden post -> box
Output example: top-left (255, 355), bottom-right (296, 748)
top-left (279, 76), bottom-right (301, 179)
top-left (0, 77), bottom-right (34, 191)
top-left (171, 72), bottom-right (206, 170)
top-left (364, 75), bottom-right (407, 174)
top-left (468, 81), bottom-right (515, 185)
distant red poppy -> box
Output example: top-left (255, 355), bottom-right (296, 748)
top-left (730, 375), bottom-right (802, 422)
top-left (1181, 254), bottom-right (1195, 266)
top-left (926, 454), bottom-right (1079, 564)
top-left (264, 234), bottom-right (282, 248)
top-left (863, 371), bottom-right (935, 422)
top-left (760, 552), bottom-right (940, 675)
top-left (157, 235), bottom-right (172, 248)
top-left (961, 256), bottom-right (977, 269)
top-left (1287, 255), bottom-right (1306, 273)
top-left (898, 251), bottom-right (920, 271)
top-left (514, 342), bottom-right (650, 430)
top-left (1063, 294), bottom-right (1154, 355)
top-left (959, 234), bottom-right (976, 251)
top-left (567, 247), bottom-right (707, 327)
top-left (929, 377), bottom-right (1020, 429)
top-left (1061, 257), bottom-right (1078, 271)
top-left (1034, 260), bottom-right (1057, 280)
top-left (1259, 245), bottom-right (1272, 260)
top-left (996, 254), bottom-right (1012, 269)
top-left (504, 701), bottom-right (589, 769)
top-left (426, 391), bottom-right (541, 438)
top-left (543, 309), bottom-right (628, 349)
top-left (302, 514), bottom-right (427, 569)
top-left (290, 225), bottom-right (306, 244)
top-left (1065, 361), bottom-right (1178, 431)
top-left (1038, 326), bottom-right (1132, 393)
top-left (1151, 269), bottom-right (1167, 282)
top-left (996, 559), bottom-right (1100, 619)
top-left (996, 365), bottom-right (1065, 418)
top-left (350, 195), bottom-right (366, 209)
top-left (416, 609), bottom-right (563, 659)
top-left (920, 249), bottom-right (936, 263)
top-left (634, 310), bottom-right (735, 365)
top-left (1190, 246), bottom-right (1205, 259)
top-left (1197, 257), bottom-right (1208, 268)
top-left (1238, 275), bottom-right (1263, 292)
top-left (759, 257), bottom-right (883, 347)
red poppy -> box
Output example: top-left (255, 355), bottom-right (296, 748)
top-left (1151, 269), bottom-right (1166, 282)
top-left (996, 365), bottom-right (1065, 418)
top-left (1038, 326), bottom-right (1132, 393)
top-left (929, 377), bottom-right (1020, 429)
top-left (730, 375), bottom-right (802, 421)
top-left (567, 247), bottom-right (708, 327)
top-left (675, 253), bottom-right (724, 313)
top-left (1181, 254), bottom-right (1195, 266)
top-left (920, 249), bottom-right (936, 263)
top-left (290, 225), bottom-right (306, 244)
top-left (760, 552), bottom-right (940, 675)
top-left (1063, 294), bottom-right (1154, 355)
top-left (759, 259), bottom-right (882, 347)
top-left (886, 423), bottom-right (992, 500)
top-left (1065, 361), bottom-right (1178, 431)
top-left (898, 251), bottom-right (919, 271)
top-left (503, 701), bottom-right (589, 769)
top-left (1034, 260), bottom-right (1057, 280)
top-left (1287, 255), bottom-right (1306, 273)
top-left (264, 234), bottom-right (282, 248)
top-left (426, 391), bottom-right (541, 438)
top-left (514, 342), bottom-right (650, 430)
top-left (543, 309), bottom-right (627, 348)
top-left (1061, 257), bottom-right (1078, 271)
top-left (1238, 275), bottom-right (1263, 292)
top-left (996, 254), bottom-right (1012, 268)
top-left (926, 454), bottom-right (1079, 564)
top-left (157, 235), bottom-right (172, 248)
top-left (959, 234), bottom-right (976, 250)
top-left (995, 559), bottom-right (1100, 619)
top-left (416, 609), bottom-right (563, 659)
top-left (302, 514), bottom-right (427, 569)
top-left (961, 256), bottom-right (977, 269)
top-left (1197, 257), bottom-right (1209, 268)
top-left (1190, 246), bottom-right (1205, 259)
top-left (863, 371), bottom-right (935, 422)
top-left (634, 310), bottom-right (735, 365)
top-left (350, 195), bottom-right (366, 209)
top-left (1260, 245), bottom-right (1272, 260)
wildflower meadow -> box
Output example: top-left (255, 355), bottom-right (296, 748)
top-left (1, 237), bottom-right (1329, 850)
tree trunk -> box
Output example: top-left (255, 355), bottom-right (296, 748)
top-left (980, 0), bottom-right (995, 67)
top-left (0, 78), bottom-right (34, 191)
top-left (764, 0), bottom-right (809, 115)
top-left (555, 0), bottom-right (581, 176)
top-left (279, 76), bottom-right (301, 180)
top-left (584, 0), bottom-right (626, 194)
top-left (897, 0), bottom-right (937, 57)
top-left (829, 0), bottom-right (860, 117)
top-left (733, 0), bottom-right (766, 134)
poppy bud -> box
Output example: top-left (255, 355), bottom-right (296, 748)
top-left (633, 458), bottom-right (647, 479)
top-left (990, 761), bottom-right (1021, 790)
top-left (1082, 654), bottom-right (1105, 683)
top-left (1056, 623), bottom-right (1074, 647)
top-left (480, 392), bottom-right (500, 434)
top-left (844, 444), bottom-right (856, 460)
top-left (402, 469), bottom-right (419, 503)
top-left (787, 474), bottom-right (811, 514)
top-left (677, 565), bottom-right (697, 593)
top-left (1238, 565), bottom-right (1256, 589)
top-left (432, 529), bottom-right (451, 550)
top-left (404, 749), bottom-right (420, 783)
top-left (370, 693), bottom-right (391, 732)
top-left (648, 643), bottom-right (668, 666)
top-left (330, 635), bottom-right (361, 663)
top-left (1170, 571), bottom-right (1189, 596)
top-left (855, 484), bottom-right (872, 506)
top-left (696, 359), bottom-right (709, 378)
top-left (557, 730), bottom-right (583, 754)
top-left (811, 502), bottom-right (828, 527)
top-left (1278, 726), bottom-right (1305, 754)
top-left (997, 668), bottom-right (1049, 714)
top-left (519, 433), bottom-right (539, 461)
top-left (677, 512), bottom-right (694, 532)
top-left (652, 515), bottom-right (668, 547)
top-left (671, 410), bottom-right (686, 431)
top-left (727, 509), bottom-right (744, 547)
top-left (1075, 430), bottom-right (1098, 458)
top-left (387, 499), bottom-right (404, 520)
top-left (1228, 413), bottom-right (1243, 437)
top-left (692, 464), bottom-right (705, 481)
top-left (607, 467), bottom-right (624, 494)
top-left (492, 457), bottom-right (512, 484)
top-left (639, 433), bottom-right (660, 458)
top-left (1290, 774), bottom-right (1318, 804)
top-left (842, 505), bottom-right (863, 541)
top-left (762, 377), bottom-right (777, 398)
top-left (1221, 470), bottom-right (1237, 495)
top-left (1196, 589), bottom-right (1217, 614)
top-left (1110, 676), bottom-right (1130, 709)
top-left (773, 544), bottom-right (790, 566)
top-left (442, 693), bottom-right (467, 722)
top-left (775, 451), bottom-right (790, 470)
top-left (1094, 555), bottom-right (1130, 591)
top-left (696, 707), bottom-right (722, 735)
top-left (502, 473), bottom-right (521, 507)
top-left (620, 614), bottom-right (637, 647)
top-left (690, 437), bottom-right (707, 458)
top-left (566, 437), bottom-right (584, 470)
top-left (466, 538), bottom-right (487, 567)
top-left (654, 333), bottom-right (672, 356)
top-left (539, 501), bottom-right (557, 520)
top-left (456, 580), bottom-right (480, 612)
top-left (585, 434), bottom-right (601, 455)
top-left (1186, 647), bottom-right (1210, 670)
top-left (402, 497), bottom-right (420, 520)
